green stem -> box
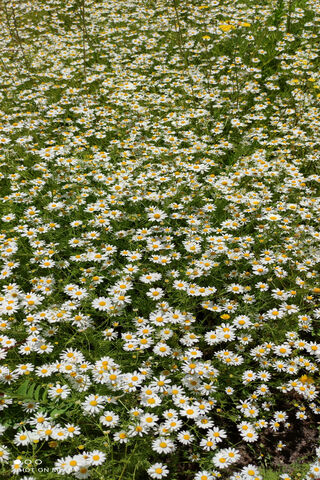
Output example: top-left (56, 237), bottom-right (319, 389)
top-left (287, 0), bottom-right (293, 33)
top-left (118, 443), bottom-right (137, 480)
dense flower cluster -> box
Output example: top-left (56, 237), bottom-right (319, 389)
top-left (0, 0), bottom-right (320, 478)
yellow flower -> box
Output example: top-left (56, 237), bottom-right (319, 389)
top-left (300, 375), bottom-right (314, 384)
top-left (239, 22), bottom-right (251, 27)
top-left (219, 24), bottom-right (235, 32)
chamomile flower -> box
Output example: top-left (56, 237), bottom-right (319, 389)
top-left (194, 471), bottom-right (214, 480)
top-left (13, 431), bottom-right (35, 446)
top-left (48, 383), bottom-right (71, 400)
top-left (146, 288), bottom-right (164, 300)
top-left (87, 450), bottom-right (106, 466)
top-left (113, 430), bottom-right (129, 444)
top-left (82, 395), bottom-right (105, 415)
top-left (0, 444), bottom-right (10, 463)
top-left (147, 462), bottom-right (169, 479)
top-left (11, 459), bottom-right (23, 475)
top-left (147, 209), bottom-right (168, 222)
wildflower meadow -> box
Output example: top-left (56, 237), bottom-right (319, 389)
top-left (0, 0), bottom-right (320, 478)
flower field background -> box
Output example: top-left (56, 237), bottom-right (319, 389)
top-left (0, 0), bottom-right (320, 478)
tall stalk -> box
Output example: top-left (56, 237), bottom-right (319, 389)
top-left (287, 0), bottom-right (293, 33)
top-left (79, 0), bottom-right (88, 82)
top-left (171, 0), bottom-right (189, 69)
